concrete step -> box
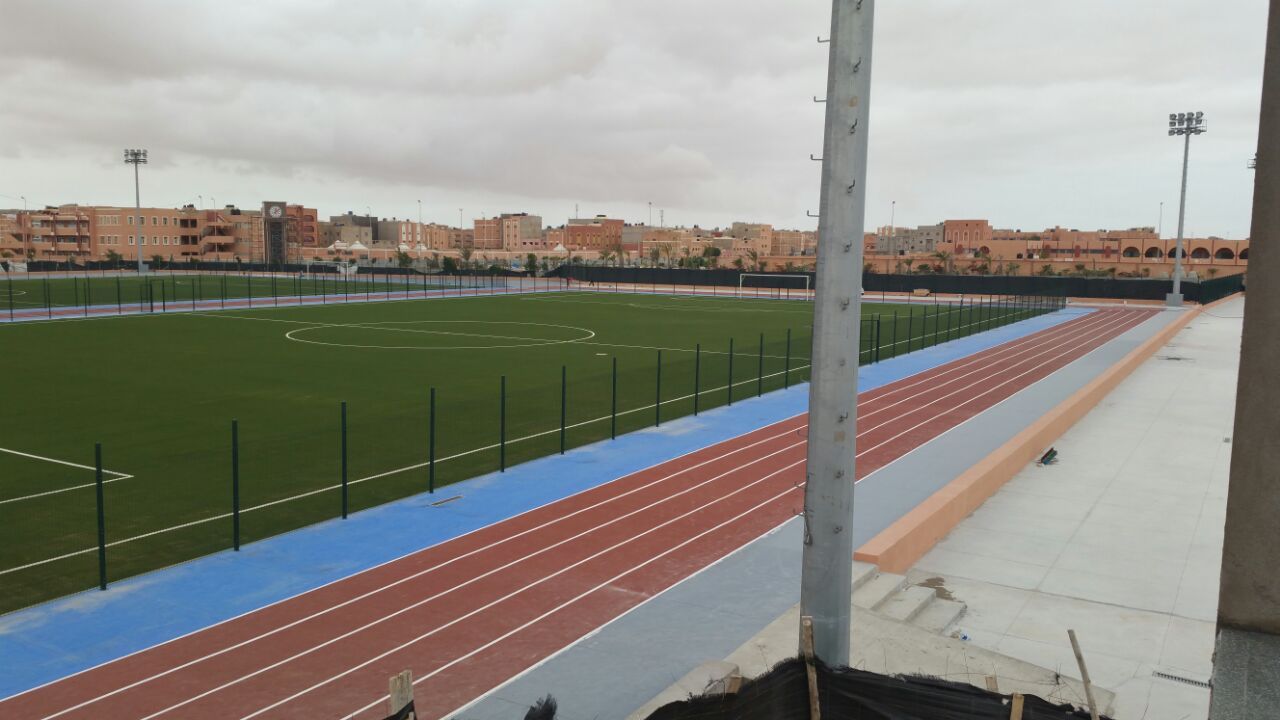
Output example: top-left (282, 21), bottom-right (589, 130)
top-left (878, 584), bottom-right (936, 623)
top-left (912, 597), bottom-right (967, 635)
top-left (852, 561), bottom-right (878, 592)
top-left (852, 571), bottom-right (907, 610)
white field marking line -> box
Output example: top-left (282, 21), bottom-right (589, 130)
top-left (342, 483), bottom-right (807, 720)
top-left (203, 305), bottom-right (794, 359)
top-left (36, 430), bottom-right (810, 720)
top-left (853, 310), bottom-right (1120, 429)
top-left (853, 310), bottom-right (1144, 462)
top-left (854, 308), bottom-right (1109, 414)
top-left (284, 321), bottom-right (597, 349)
top-left (132, 446), bottom-right (808, 720)
top-left (0, 361), bottom-right (814, 578)
top-left (0, 308), bottom-right (1075, 566)
top-left (0, 448), bottom-right (134, 505)
top-left (520, 294), bottom-right (815, 315)
top-left (244, 462), bottom-right (807, 720)
top-left (0, 408), bottom-right (808, 709)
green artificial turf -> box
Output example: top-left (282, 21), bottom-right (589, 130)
top-left (0, 289), bottom-right (1051, 613)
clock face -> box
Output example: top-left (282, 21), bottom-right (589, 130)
top-left (268, 205), bottom-right (283, 219)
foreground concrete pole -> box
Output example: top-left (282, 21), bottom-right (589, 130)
top-left (799, 0), bottom-right (874, 667)
top-left (1211, 1), bottom-right (1280, 716)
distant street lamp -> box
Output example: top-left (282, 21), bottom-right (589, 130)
top-left (123, 148), bottom-right (148, 274)
top-left (1167, 111), bottom-right (1206, 306)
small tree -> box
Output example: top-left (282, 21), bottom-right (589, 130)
top-left (441, 256), bottom-right (458, 274)
top-left (526, 253), bottom-right (538, 273)
top-left (649, 247), bottom-right (661, 267)
top-left (395, 250), bottom-right (413, 268)
top-left (106, 250), bottom-right (122, 264)
top-left (1207, 267), bottom-right (1219, 278)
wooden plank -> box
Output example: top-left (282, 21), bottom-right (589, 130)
top-left (1009, 692), bottom-right (1024, 720)
top-left (1068, 629), bottom-right (1101, 720)
top-left (388, 669), bottom-right (415, 719)
top-left (985, 675), bottom-right (1000, 693)
top-left (800, 615), bottom-right (821, 720)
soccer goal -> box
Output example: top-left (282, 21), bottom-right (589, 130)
top-left (302, 260), bottom-right (359, 278)
top-left (737, 273), bottom-right (812, 299)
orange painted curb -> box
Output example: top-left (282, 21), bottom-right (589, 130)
top-left (853, 298), bottom-right (1232, 573)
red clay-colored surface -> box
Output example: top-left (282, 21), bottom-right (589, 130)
top-left (0, 308), bottom-right (1155, 720)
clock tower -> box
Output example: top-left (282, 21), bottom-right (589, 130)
top-left (262, 201), bottom-right (287, 266)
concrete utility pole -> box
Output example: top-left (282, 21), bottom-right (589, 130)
top-left (799, 0), bottom-right (875, 667)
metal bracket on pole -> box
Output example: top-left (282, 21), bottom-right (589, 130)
top-left (813, 96), bottom-right (827, 103)
top-left (800, 0), bottom-right (875, 668)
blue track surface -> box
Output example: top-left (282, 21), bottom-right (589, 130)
top-left (0, 307), bottom-right (1083, 699)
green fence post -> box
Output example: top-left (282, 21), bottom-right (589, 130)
top-left (727, 338), bottom-right (735, 406)
top-left (499, 375), bottom-right (506, 472)
top-left (340, 401), bottom-right (348, 518)
top-left (906, 308), bottom-right (914, 353)
top-left (115, 275), bottom-right (122, 315)
top-left (85, 277), bottom-right (92, 317)
top-left (875, 315), bottom-right (882, 362)
top-left (248, 274), bottom-right (253, 308)
top-left (220, 274), bottom-right (226, 310)
top-left (95, 443), bottom-right (107, 591)
top-left (695, 344), bottom-right (702, 412)
top-left (73, 276), bottom-right (80, 311)
top-left (757, 333), bottom-right (764, 396)
top-left (44, 276), bottom-right (51, 318)
top-left (231, 419), bottom-right (240, 551)
top-left (783, 331), bottom-right (791, 388)
top-left (560, 365), bottom-right (567, 454)
top-left (272, 274), bottom-right (278, 307)
top-left (611, 357), bottom-right (618, 439)
top-left (6, 274), bottom-right (13, 321)
top-left (429, 388), bottom-right (436, 493)
top-left (655, 350), bottom-right (662, 427)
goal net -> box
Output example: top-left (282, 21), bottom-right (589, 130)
top-left (302, 260), bottom-right (359, 278)
top-left (737, 273), bottom-right (811, 298)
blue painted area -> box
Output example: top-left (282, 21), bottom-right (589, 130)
top-left (0, 307), bottom-right (1083, 698)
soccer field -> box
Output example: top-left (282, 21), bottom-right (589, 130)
top-left (0, 289), bottom-right (1052, 612)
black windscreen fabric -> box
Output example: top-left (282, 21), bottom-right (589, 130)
top-left (640, 659), bottom-right (1110, 720)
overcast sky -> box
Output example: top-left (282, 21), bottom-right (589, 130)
top-left (0, 0), bottom-right (1268, 237)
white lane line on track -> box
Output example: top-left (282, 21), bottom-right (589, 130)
top-left (33, 429), bottom-right (811, 720)
top-left (277, 472), bottom-right (808, 720)
top-left (855, 310), bottom-right (1144, 461)
top-left (855, 309), bottom-right (1116, 418)
top-left (855, 309), bottom-right (1127, 431)
top-left (18, 308), bottom-right (1124, 715)
top-left (162, 458), bottom-right (807, 720)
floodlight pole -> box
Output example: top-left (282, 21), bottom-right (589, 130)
top-left (1166, 111), bottom-right (1204, 307)
top-left (124, 149), bottom-right (148, 274)
top-left (1172, 129), bottom-right (1192, 303)
top-left (800, 0), bottom-right (874, 667)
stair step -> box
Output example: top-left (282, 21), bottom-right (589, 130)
top-left (852, 562), bottom-right (878, 592)
top-left (912, 598), bottom-right (967, 634)
top-left (852, 572), bottom-right (907, 610)
top-left (878, 584), bottom-right (936, 622)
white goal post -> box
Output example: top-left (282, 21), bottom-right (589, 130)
top-left (737, 273), bottom-right (812, 298)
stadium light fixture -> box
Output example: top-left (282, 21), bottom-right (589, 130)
top-left (123, 149), bottom-right (148, 274)
top-left (1165, 112), bottom-right (1205, 306)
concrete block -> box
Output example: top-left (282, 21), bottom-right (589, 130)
top-left (913, 597), bottom-right (967, 635)
top-left (879, 584), bottom-right (936, 623)
top-left (852, 572), bottom-right (907, 611)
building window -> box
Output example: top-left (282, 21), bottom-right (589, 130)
top-left (129, 236), bottom-right (135, 245)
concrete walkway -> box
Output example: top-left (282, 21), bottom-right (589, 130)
top-left (909, 297), bottom-right (1243, 719)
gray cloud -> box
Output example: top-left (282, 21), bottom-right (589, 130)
top-left (0, 0), bottom-right (1266, 237)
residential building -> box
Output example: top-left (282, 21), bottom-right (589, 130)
top-left (565, 215), bottom-right (624, 251)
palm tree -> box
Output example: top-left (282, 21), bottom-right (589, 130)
top-left (649, 247), bottom-right (660, 267)
top-left (932, 250), bottom-right (954, 274)
top-left (746, 249), bottom-right (761, 272)
top-left (904, 257), bottom-right (915, 273)
top-left (732, 257), bottom-right (745, 270)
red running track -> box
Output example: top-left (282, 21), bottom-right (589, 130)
top-left (0, 307), bottom-right (1156, 720)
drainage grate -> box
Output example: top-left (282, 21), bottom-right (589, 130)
top-left (1153, 670), bottom-right (1211, 689)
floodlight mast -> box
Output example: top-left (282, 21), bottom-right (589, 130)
top-left (1166, 112), bottom-right (1205, 306)
top-left (123, 148), bottom-right (148, 274)
top-left (800, 0), bottom-right (874, 667)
